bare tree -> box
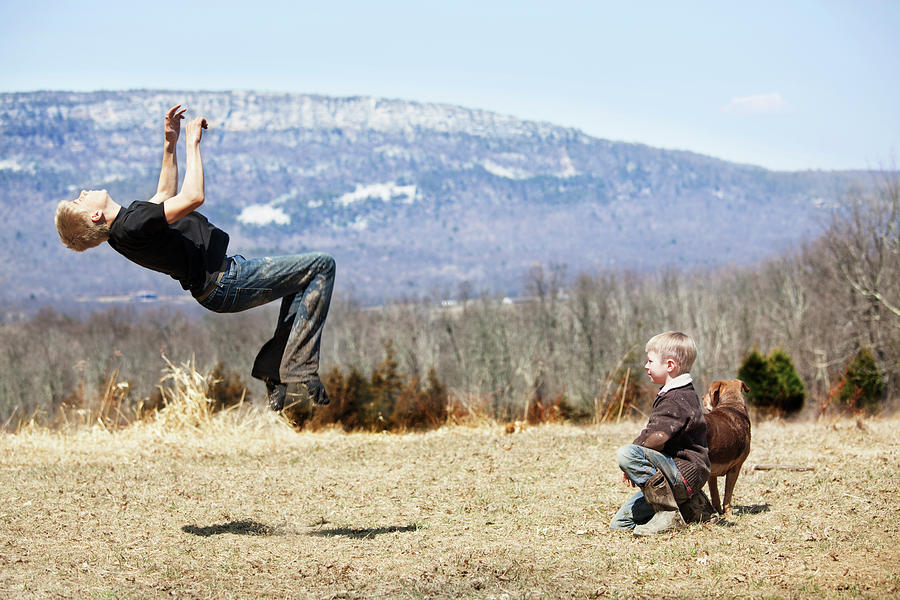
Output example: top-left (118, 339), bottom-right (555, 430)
top-left (824, 174), bottom-right (900, 321)
top-left (820, 173), bottom-right (900, 392)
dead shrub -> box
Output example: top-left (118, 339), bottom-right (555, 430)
top-left (149, 356), bottom-right (217, 431)
top-left (526, 390), bottom-right (578, 424)
top-left (134, 360), bottom-right (250, 421)
top-left (391, 368), bottom-right (448, 430)
top-left (368, 341), bottom-right (404, 430)
top-left (207, 362), bottom-right (252, 412)
top-left (284, 350), bottom-right (449, 433)
top-left (56, 364), bottom-right (136, 430)
top-left (288, 366), bottom-right (376, 432)
top-left (525, 374), bottom-right (572, 424)
top-left (138, 388), bottom-right (166, 417)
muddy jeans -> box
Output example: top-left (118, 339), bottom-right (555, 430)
top-left (198, 252), bottom-right (335, 384)
top-left (609, 444), bottom-right (685, 530)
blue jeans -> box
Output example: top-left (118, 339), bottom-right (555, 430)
top-left (198, 252), bottom-right (335, 384)
top-left (609, 444), bottom-right (684, 530)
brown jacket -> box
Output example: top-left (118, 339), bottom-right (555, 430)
top-left (633, 382), bottom-right (711, 493)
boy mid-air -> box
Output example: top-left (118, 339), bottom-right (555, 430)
top-left (610, 331), bottom-right (714, 536)
top-left (54, 105), bottom-right (335, 411)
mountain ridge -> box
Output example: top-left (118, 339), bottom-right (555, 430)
top-left (0, 90), bottom-right (865, 307)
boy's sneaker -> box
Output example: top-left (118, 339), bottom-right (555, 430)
top-left (302, 376), bottom-right (330, 405)
top-left (285, 376), bottom-right (330, 406)
top-left (633, 471), bottom-right (686, 537)
top-left (264, 378), bottom-right (287, 412)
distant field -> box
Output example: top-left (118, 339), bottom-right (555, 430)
top-left (1, 413), bottom-right (897, 599)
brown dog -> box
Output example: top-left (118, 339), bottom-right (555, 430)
top-left (701, 380), bottom-right (752, 516)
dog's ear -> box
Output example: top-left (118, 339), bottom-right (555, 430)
top-left (711, 382), bottom-right (722, 408)
top-left (740, 380), bottom-right (749, 393)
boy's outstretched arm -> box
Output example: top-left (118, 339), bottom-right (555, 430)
top-left (163, 116), bottom-right (207, 223)
top-left (149, 105), bottom-right (186, 204)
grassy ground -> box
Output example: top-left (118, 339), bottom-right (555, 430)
top-left (1, 412), bottom-right (898, 599)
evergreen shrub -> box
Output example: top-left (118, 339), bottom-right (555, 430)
top-left (737, 348), bottom-right (805, 415)
top-left (832, 349), bottom-right (885, 413)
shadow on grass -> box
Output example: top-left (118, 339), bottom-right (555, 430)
top-left (712, 503), bottom-right (771, 527)
top-left (734, 503), bottom-right (771, 515)
top-left (182, 520), bottom-right (284, 537)
top-left (308, 524), bottom-right (419, 539)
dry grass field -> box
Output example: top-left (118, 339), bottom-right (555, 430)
top-left (1, 410), bottom-right (898, 599)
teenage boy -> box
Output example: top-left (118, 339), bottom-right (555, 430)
top-left (610, 331), bottom-right (713, 536)
top-left (54, 105), bottom-right (335, 410)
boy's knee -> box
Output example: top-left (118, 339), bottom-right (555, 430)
top-left (616, 444), bottom-right (642, 471)
top-left (317, 252), bottom-right (336, 275)
top-left (609, 514), bottom-right (629, 530)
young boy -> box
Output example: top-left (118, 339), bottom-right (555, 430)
top-left (54, 105), bottom-right (335, 411)
top-left (610, 331), bottom-right (713, 536)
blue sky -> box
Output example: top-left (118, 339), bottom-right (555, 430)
top-left (1, 1), bottom-right (897, 171)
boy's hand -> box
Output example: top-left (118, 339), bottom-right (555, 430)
top-left (184, 116), bottom-right (208, 146)
top-left (164, 105), bottom-right (187, 144)
top-left (623, 472), bottom-right (636, 487)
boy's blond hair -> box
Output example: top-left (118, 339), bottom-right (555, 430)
top-left (55, 201), bottom-right (110, 251)
top-left (646, 331), bottom-right (697, 376)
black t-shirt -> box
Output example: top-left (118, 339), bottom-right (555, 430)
top-left (108, 201), bottom-right (229, 295)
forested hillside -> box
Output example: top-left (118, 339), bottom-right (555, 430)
top-left (0, 90), bottom-right (864, 306)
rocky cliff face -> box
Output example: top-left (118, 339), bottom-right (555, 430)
top-left (0, 90), bottom-right (860, 305)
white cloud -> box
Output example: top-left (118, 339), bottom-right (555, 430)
top-left (348, 216), bottom-right (369, 230)
top-left (237, 204), bottom-right (291, 226)
top-left (0, 158), bottom-right (28, 172)
top-left (722, 93), bottom-right (789, 114)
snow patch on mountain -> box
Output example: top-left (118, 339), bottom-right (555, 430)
top-left (481, 160), bottom-right (533, 180)
top-left (336, 182), bottom-right (418, 206)
top-left (558, 152), bottom-right (577, 178)
top-left (238, 204), bottom-right (291, 226)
